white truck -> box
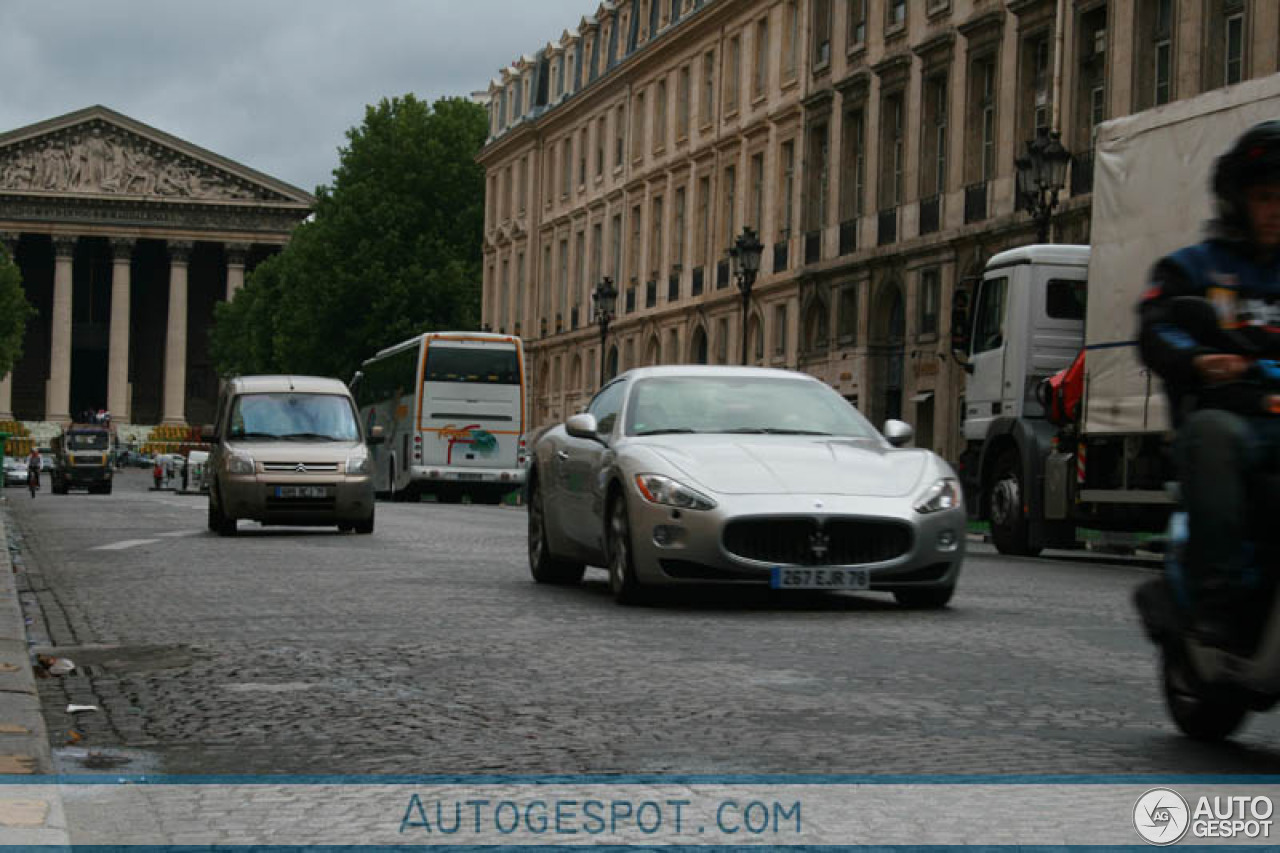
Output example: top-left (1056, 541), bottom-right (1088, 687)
top-left (957, 73), bottom-right (1280, 556)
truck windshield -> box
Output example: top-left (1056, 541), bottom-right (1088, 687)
top-left (67, 433), bottom-right (109, 450)
top-left (228, 393), bottom-right (360, 441)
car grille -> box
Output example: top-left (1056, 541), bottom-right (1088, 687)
top-left (722, 517), bottom-right (913, 566)
top-left (261, 462), bottom-right (340, 473)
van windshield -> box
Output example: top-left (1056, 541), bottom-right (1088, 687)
top-left (228, 393), bottom-right (360, 441)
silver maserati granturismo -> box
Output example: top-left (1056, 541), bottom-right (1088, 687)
top-left (527, 366), bottom-right (965, 606)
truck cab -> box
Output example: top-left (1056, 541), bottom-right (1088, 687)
top-left (51, 423), bottom-right (115, 495)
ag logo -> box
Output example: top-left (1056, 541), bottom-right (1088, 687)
top-left (1134, 788), bottom-right (1190, 845)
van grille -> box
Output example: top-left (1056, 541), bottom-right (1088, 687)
top-left (262, 462), bottom-right (340, 473)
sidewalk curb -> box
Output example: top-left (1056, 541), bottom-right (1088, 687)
top-left (0, 503), bottom-right (71, 844)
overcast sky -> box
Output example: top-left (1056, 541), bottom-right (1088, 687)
top-left (0, 1), bottom-right (592, 194)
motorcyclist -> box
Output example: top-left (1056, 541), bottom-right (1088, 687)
top-left (1137, 120), bottom-right (1280, 647)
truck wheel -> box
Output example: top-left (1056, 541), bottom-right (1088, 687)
top-left (988, 450), bottom-right (1042, 557)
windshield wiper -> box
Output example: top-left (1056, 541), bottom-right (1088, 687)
top-left (634, 428), bottom-right (700, 436)
top-left (758, 428), bottom-right (833, 435)
top-left (279, 432), bottom-right (343, 441)
top-left (232, 432), bottom-right (282, 440)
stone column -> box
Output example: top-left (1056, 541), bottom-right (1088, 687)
top-left (224, 242), bottom-right (250, 301)
top-left (47, 236), bottom-right (76, 424)
top-left (0, 232), bottom-right (17, 420)
top-left (162, 241), bottom-right (193, 425)
top-left (107, 238), bottom-right (134, 422)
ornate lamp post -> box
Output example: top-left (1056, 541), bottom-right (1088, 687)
top-left (592, 277), bottom-right (618, 385)
top-left (1015, 128), bottom-right (1072, 243)
top-left (728, 226), bottom-right (764, 365)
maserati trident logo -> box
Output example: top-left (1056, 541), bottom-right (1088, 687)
top-left (808, 530), bottom-right (830, 562)
top-left (294, 463), bottom-right (308, 474)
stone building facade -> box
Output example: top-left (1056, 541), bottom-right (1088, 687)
top-left (0, 105), bottom-right (313, 428)
top-left (480, 0), bottom-right (1280, 463)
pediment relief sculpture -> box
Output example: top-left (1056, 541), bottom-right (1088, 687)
top-left (0, 122), bottom-right (290, 203)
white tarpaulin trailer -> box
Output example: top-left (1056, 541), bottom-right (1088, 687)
top-left (1083, 71), bottom-right (1280, 435)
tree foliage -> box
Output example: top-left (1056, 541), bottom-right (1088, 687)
top-left (210, 94), bottom-right (487, 379)
top-left (0, 246), bottom-right (33, 380)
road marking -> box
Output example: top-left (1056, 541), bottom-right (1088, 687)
top-left (155, 530), bottom-right (201, 538)
top-left (92, 539), bottom-right (161, 551)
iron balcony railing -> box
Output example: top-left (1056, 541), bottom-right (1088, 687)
top-left (692, 266), bottom-right (705, 296)
top-left (964, 182), bottom-right (988, 223)
top-left (773, 240), bottom-right (789, 272)
top-left (668, 273), bottom-right (680, 302)
top-left (919, 195), bottom-right (940, 235)
top-left (877, 208), bottom-right (897, 246)
top-left (716, 258), bottom-right (730, 289)
top-left (645, 279), bottom-right (657, 308)
top-left (839, 220), bottom-right (857, 256)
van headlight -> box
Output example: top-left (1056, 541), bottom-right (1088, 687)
top-left (226, 452), bottom-right (255, 475)
top-left (634, 473), bottom-right (716, 511)
top-left (915, 477), bottom-right (962, 514)
top-left (345, 452), bottom-right (370, 475)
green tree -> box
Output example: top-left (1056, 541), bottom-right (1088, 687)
top-left (0, 246), bottom-right (33, 380)
top-left (211, 94), bottom-right (487, 378)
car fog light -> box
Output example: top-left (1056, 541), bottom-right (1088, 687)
top-left (652, 525), bottom-right (683, 547)
top-left (937, 530), bottom-right (959, 551)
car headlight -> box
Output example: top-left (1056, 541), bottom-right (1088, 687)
top-left (226, 452), bottom-right (255, 475)
top-left (915, 477), bottom-right (962, 514)
top-left (345, 453), bottom-right (371, 475)
top-left (634, 473), bottom-right (717, 511)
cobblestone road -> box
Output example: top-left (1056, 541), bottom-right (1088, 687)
top-left (7, 469), bottom-right (1280, 776)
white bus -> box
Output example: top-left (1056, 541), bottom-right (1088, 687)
top-left (353, 332), bottom-right (527, 504)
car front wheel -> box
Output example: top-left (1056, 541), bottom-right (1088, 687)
top-left (607, 493), bottom-right (645, 605)
top-left (208, 487), bottom-right (237, 537)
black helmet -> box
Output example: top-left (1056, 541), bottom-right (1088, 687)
top-left (1212, 120), bottom-right (1280, 221)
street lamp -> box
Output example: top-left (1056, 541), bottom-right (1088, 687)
top-left (728, 226), bottom-right (764, 365)
top-left (592, 276), bottom-right (618, 385)
top-left (1015, 127), bottom-right (1072, 243)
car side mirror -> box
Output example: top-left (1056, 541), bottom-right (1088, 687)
top-left (200, 424), bottom-right (217, 442)
top-left (367, 424), bottom-right (385, 445)
top-left (883, 419), bottom-right (914, 448)
top-left (565, 413), bottom-right (602, 442)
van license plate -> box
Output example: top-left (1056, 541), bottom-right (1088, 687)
top-left (275, 486), bottom-right (329, 498)
top-left (770, 567), bottom-right (869, 590)
top-left (455, 473), bottom-right (483, 481)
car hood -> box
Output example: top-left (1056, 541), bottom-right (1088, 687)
top-left (225, 440), bottom-right (365, 462)
top-left (640, 436), bottom-right (930, 497)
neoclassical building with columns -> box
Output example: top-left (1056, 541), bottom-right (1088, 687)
top-left (0, 105), bottom-right (313, 430)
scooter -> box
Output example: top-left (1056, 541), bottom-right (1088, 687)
top-left (1135, 504), bottom-right (1280, 741)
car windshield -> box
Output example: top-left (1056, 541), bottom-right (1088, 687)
top-left (623, 376), bottom-right (878, 438)
top-left (228, 393), bottom-right (360, 441)
top-left (68, 432), bottom-right (109, 450)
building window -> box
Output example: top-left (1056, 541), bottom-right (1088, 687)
top-left (725, 35), bottom-right (741, 113)
top-left (783, 0), bottom-right (799, 78)
top-left (1225, 10), bottom-right (1244, 85)
top-left (677, 64), bottom-right (691, 138)
top-left (578, 128), bottom-right (588, 187)
top-left (1075, 5), bottom-right (1108, 155)
top-left (518, 156), bottom-right (527, 213)
top-left (615, 104), bottom-right (626, 168)
top-left (919, 269), bottom-right (939, 336)
top-left (839, 109), bottom-right (865, 222)
top-left (650, 195), bottom-right (664, 279)
top-left (879, 95), bottom-right (904, 209)
top-left (574, 231), bottom-right (586, 312)
top-left (887, 0), bottom-right (906, 30)
top-left (591, 222), bottom-right (603, 286)
top-left (967, 56), bottom-right (998, 184)
top-left (1135, 0), bottom-right (1173, 111)
top-left (753, 17), bottom-right (769, 99)
top-left (561, 138), bottom-right (573, 198)
top-left (837, 283), bottom-right (858, 342)
top-left (629, 205), bottom-right (642, 284)
top-left (806, 123), bottom-right (830, 231)
top-left (596, 117), bottom-right (606, 178)
top-left (701, 50), bottom-right (716, 125)
top-left (558, 239), bottom-right (569, 320)
top-left (553, 59), bottom-right (563, 100)
top-left (541, 243), bottom-right (552, 321)
top-left (515, 251), bottom-right (525, 331)
top-left (848, 0), bottom-right (867, 49)
top-left (697, 175), bottom-right (711, 267)
top-left (921, 76), bottom-right (947, 198)
top-left (1155, 0), bottom-right (1173, 104)
top-left (499, 258), bottom-right (509, 331)
top-left (779, 139), bottom-right (796, 240)
top-left (721, 165), bottom-right (737, 251)
top-left (812, 0), bottom-right (831, 68)
top-left (674, 186), bottom-right (687, 268)
top-left (655, 79), bottom-right (668, 152)
top-left (716, 317), bottom-right (729, 363)
top-left (774, 304), bottom-right (789, 355)
top-left (632, 90), bottom-right (646, 161)
top-left (611, 213), bottom-right (623, 285)
top-left (1033, 36), bottom-right (1051, 131)
top-left (750, 152), bottom-right (765, 231)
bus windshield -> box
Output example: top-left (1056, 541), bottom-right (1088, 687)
top-left (68, 432), bottom-right (109, 450)
top-left (425, 346), bottom-right (520, 384)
